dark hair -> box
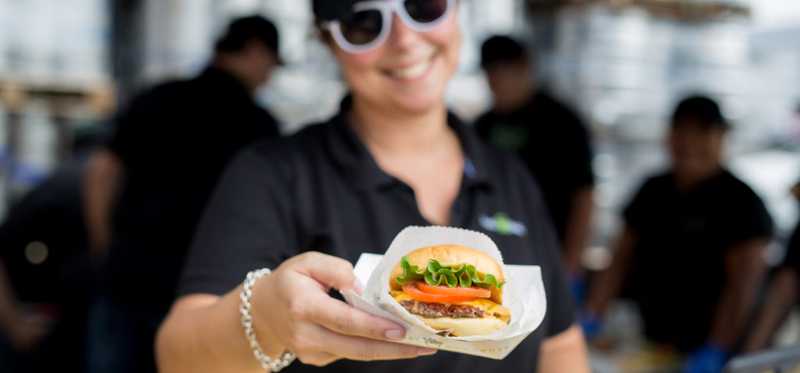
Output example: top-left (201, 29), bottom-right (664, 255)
top-left (214, 16), bottom-right (281, 59)
top-left (480, 35), bottom-right (529, 69)
top-left (313, 0), bottom-right (357, 23)
top-left (311, 0), bottom-right (356, 43)
top-left (671, 95), bottom-right (729, 130)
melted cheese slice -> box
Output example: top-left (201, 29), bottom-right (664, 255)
top-left (390, 291), bottom-right (511, 323)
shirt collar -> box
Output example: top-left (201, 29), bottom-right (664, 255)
top-left (325, 96), bottom-right (495, 191)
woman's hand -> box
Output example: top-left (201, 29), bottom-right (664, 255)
top-left (252, 252), bottom-right (436, 367)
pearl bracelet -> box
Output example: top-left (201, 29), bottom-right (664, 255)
top-left (240, 268), bottom-right (296, 372)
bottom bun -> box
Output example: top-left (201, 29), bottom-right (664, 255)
top-left (421, 316), bottom-right (508, 337)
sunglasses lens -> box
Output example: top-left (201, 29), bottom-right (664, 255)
top-left (339, 9), bottom-right (384, 46)
top-left (404, 0), bottom-right (449, 24)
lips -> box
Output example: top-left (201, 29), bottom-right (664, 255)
top-left (382, 48), bottom-right (439, 81)
top-left (388, 59), bottom-right (432, 79)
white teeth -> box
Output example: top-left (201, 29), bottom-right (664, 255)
top-left (390, 60), bottom-right (432, 80)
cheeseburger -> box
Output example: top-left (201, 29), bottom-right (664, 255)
top-left (389, 245), bottom-right (511, 337)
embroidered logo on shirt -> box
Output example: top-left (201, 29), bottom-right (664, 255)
top-left (479, 213), bottom-right (527, 237)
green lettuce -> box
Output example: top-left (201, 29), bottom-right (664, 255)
top-left (394, 256), bottom-right (504, 289)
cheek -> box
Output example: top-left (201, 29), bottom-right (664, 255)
top-left (334, 48), bottom-right (383, 87)
top-left (669, 135), bottom-right (688, 156)
top-left (431, 17), bottom-right (461, 64)
top-left (341, 49), bottom-right (380, 67)
top-left (407, 10), bottom-right (461, 73)
top-left (498, 73), bottom-right (519, 91)
top-left (704, 138), bottom-right (723, 160)
top-left (427, 15), bottom-right (458, 44)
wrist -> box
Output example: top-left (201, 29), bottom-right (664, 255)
top-left (240, 268), bottom-right (295, 371)
top-left (249, 274), bottom-right (285, 359)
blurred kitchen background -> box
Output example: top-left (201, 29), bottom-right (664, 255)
top-left (1, 0), bottom-right (799, 371)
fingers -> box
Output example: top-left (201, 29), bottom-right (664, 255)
top-left (280, 252), bottom-right (438, 366)
top-left (308, 294), bottom-right (406, 341)
top-left (290, 324), bottom-right (435, 364)
top-left (292, 252), bottom-right (405, 341)
top-left (296, 252), bottom-right (359, 292)
top-left (322, 326), bottom-right (436, 362)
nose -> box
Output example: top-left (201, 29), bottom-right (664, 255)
top-left (385, 13), bottom-right (420, 51)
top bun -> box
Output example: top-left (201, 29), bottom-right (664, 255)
top-left (389, 245), bottom-right (504, 304)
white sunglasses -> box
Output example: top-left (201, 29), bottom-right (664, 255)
top-left (323, 0), bottom-right (455, 54)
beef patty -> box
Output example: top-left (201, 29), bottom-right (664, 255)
top-left (400, 300), bottom-right (485, 319)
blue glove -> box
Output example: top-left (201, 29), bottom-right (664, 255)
top-left (683, 344), bottom-right (728, 373)
top-left (579, 312), bottom-right (603, 341)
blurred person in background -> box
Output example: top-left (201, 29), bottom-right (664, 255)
top-left (743, 181), bottom-right (800, 352)
top-left (0, 128), bottom-right (105, 373)
top-left (83, 15), bottom-right (283, 373)
top-left (474, 35), bottom-right (595, 286)
top-left (157, 1), bottom-right (589, 372)
top-left (584, 96), bottom-right (774, 373)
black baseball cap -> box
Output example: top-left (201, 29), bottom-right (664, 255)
top-left (215, 16), bottom-right (283, 65)
top-left (480, 35), bottom-right (527, 69)
top-left (671, 95), bottom-right (730, 130)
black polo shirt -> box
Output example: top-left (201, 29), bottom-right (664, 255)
top-left (622, 170), bottom-right (773, 352)
top-left (106, 67), bottom-right (280, 307)
top-left (474, 90), bottom-right (594, 246)
top-left (180, 99), bottom-right (575, 372)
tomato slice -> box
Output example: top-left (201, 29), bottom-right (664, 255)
top-left (402, 283), bottom-right (477, 303)
top-left (416, 282), bottom-right (491, 299)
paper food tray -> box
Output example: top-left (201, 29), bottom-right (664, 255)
top-left (341, 226), bottom-right (546, 360)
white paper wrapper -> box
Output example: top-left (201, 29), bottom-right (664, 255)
top-left (341, 226), bottom-right (547, 360)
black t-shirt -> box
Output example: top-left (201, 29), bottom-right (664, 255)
top-left (474, 90), bottom-right (594, 244)
top-left (180, 100), bottom-right (576, 372)
top-left (622, 170), bottom-right (773, 352)
top-left (106, 67), bottom-right (280, 306)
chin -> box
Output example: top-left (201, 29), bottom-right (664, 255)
top-left (387, 77), bottom-right (450, 114)
top-left (390, 93), bottom-right (444, 114)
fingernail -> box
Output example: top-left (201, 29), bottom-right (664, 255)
top-left (385, 329), bottom-right (405, 340)
top-left (352, 280), bottom-right (364, 295)
top-left (417, 348), bottom-right (437, 355)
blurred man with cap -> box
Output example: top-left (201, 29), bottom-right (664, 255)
top-left (0, 129), bottom-right (106, 373)
top-left (83, 15), bottom-right (283, 373)
top-left (585, 96), bottom-right (774, 373)
top-left (475, 35), bottom-right (596, 281)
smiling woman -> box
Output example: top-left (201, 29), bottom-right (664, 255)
top-left (155, 1), bottom-right (589, 372)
